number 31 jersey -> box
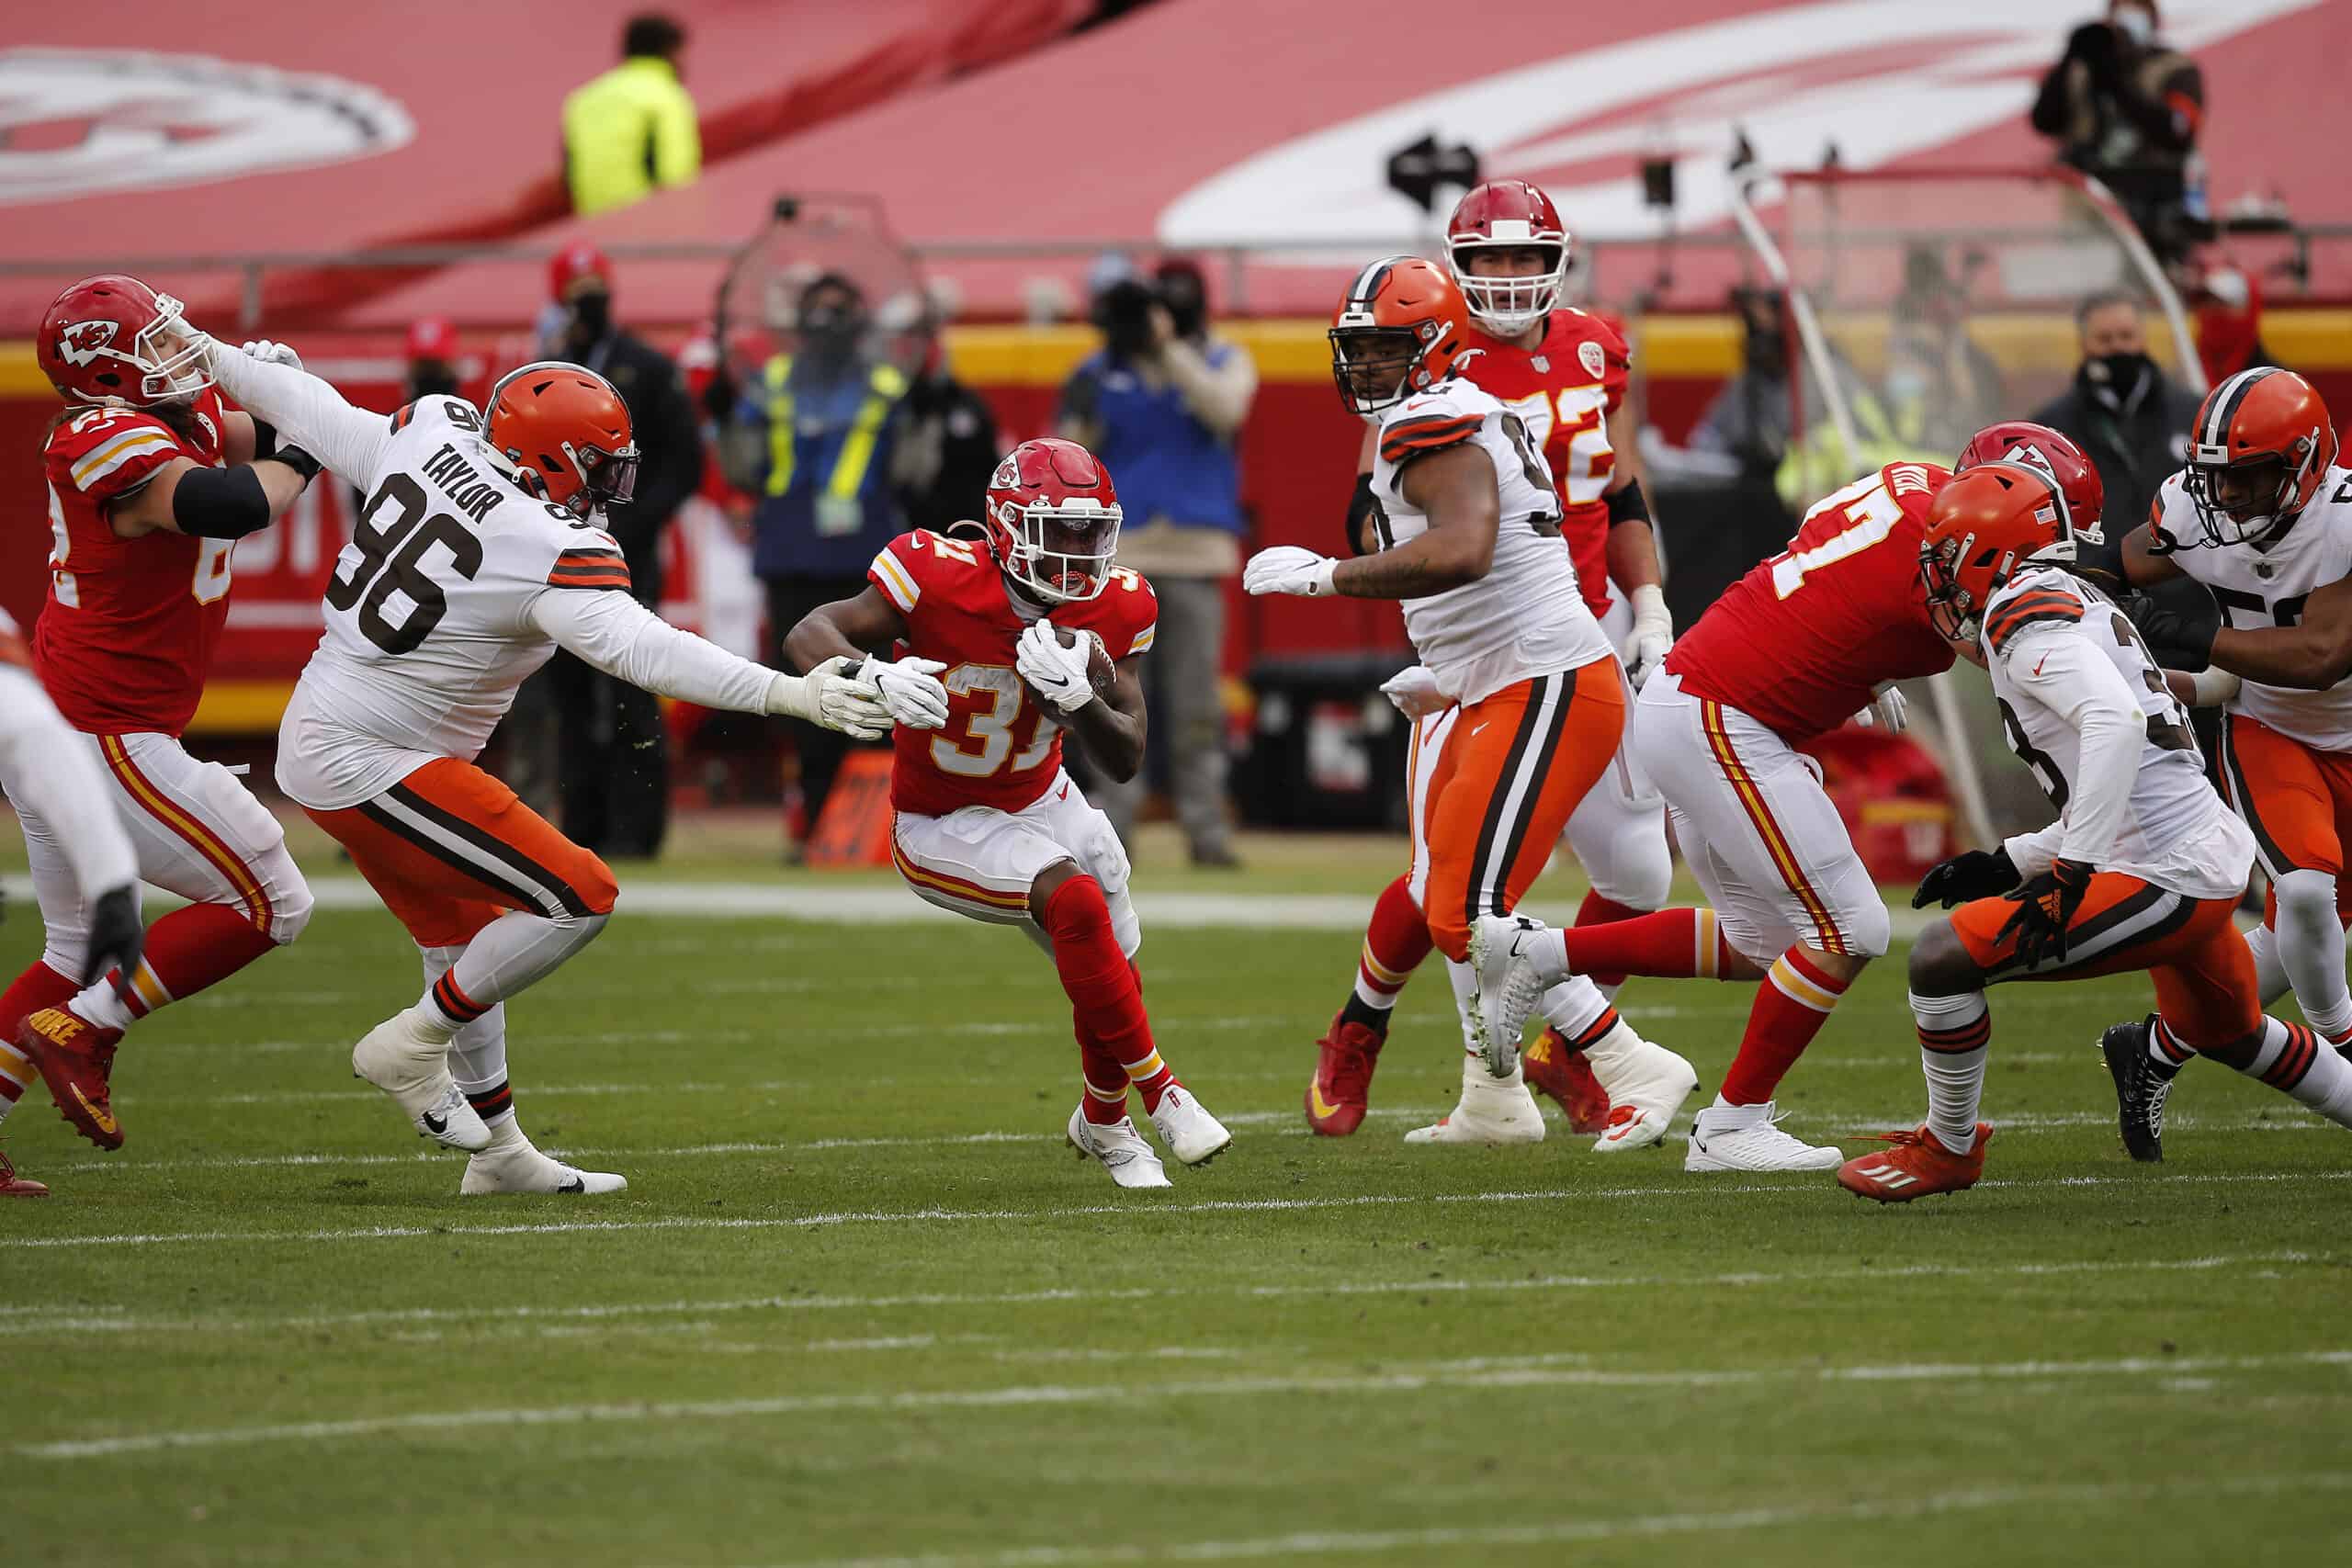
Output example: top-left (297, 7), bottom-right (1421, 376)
top-left (1667, 462), bottom-right (1957, 743)
top-left (1368, 377), bottom-right (1613, 706)
top-left (867, 529), bottom-right (1157, 818)
top-left (277, 395), bottom-right (632, 809)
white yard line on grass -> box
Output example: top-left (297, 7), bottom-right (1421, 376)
top-left (0, 1250), bottom-right (2318, 1339)
top-left (17, 1352), bottom-right (2352, 1460)
top-left (7, 1171), bottom-right (2349, 1254)
top-left (752, 1474), bottom-right (2352, 1568)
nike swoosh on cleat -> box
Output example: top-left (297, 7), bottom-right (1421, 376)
top-left (558, 1176), bottom-right (586, 1194)
top-left (71, 1087), bottom-right (119, 1137)
top-left (421, 1111), bottom-right (448, 1135)
top-left (1308, 1082), bottom-right (1346, 1120)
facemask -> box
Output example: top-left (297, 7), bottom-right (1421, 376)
top-left (2085, 351), bottom-right (2156, 399)
top-left (568, 290), bottom-right (612, 341)
top-left (2113, 7), bottom-right (2154, 47)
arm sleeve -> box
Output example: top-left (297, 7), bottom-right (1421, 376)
top-left (204, 348), bottom-right (393, 491)
top-left (2002, 627), bottom-right (2147, 871)
top-left (526, 587), bottom-right (775, 714)
top-left (0, 667), bottom-right (139, 897)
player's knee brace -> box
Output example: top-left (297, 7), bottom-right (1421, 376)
top-left (1843, 897), bottom-right (1894, 961)
top-left (267, 874), bottom-right (316, 946)
top-left (1074, 811), bottom-right (1140, 956)
top-left (2273, 868), bottom-right (2340, 937)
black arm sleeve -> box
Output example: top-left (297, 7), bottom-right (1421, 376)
top-left (1344, 470), bottom-right (1378, 556)
top-left (171, 465), bottom-right (274, 539)
top-left (1607, 478), bottom-right (1652, 525)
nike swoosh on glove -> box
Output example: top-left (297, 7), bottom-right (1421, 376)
top-left (856, 655), bottom-right (951, 729)
top-left (1243, 546), bottom-right (1339, 597)
top-left (1378, 665), bottom-right (1452, 719)
top-left (1015, 620), bottom-right (1100, 713)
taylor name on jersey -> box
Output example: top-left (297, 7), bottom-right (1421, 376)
top-left (2152, 462), bottom-right (2352, 749)
top-left (1366, 378), bottom-right (1612, 705)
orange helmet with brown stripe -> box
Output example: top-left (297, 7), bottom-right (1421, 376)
top-left (2182, 367), bottom-right (2337, 547)
top-left (1918, 462), bottom-right (2086, 642)
top-left (485, 361), bottom-right (640, 519)
top-left (1328, 256), bottom-right (1480, 415)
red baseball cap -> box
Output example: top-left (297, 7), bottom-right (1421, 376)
top-left (404, 316), bottom-right (458, 362)
top-left (549, 242), bottom-right (614, 302)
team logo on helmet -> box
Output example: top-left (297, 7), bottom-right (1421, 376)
top-left (55, 320), bottom-right (119, 367)
top-left (1578, 339), bottom-right (1605, 379)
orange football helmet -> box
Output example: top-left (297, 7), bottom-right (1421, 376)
top-left (484, 362), bottom-right (639, 518)
top-left (1328, 256), bottom-right (1479, 415)
top-left (2182, 367), bottom-right (2337, 546)
top-left (1919, 463), bottom-right (2085, 641)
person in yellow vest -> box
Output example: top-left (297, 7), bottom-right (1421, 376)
top-left (562, 13), bottom-right (701, 218)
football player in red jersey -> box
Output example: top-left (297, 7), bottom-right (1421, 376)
top-left (1309, 181), bottom-right (1676, 1142)
top-left (1479, 424), bottom-right (2109, 1171)
top-left (786, 438), bottom-right (1231, 1189)
top-left (0, 276), bottom-right (320, 1153)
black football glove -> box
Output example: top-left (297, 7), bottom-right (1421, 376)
top-left (82, 882), bottom-right (144, 990)
top-left (1912, 847), bottom-right (2021, 909)
top-left (2122, 583), bottom-right (2222, 671)
top-left (1996, 858), bottom-right (2093, 971)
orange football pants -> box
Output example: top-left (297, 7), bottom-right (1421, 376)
top-left (305, 758), bottom-right (617, 948)
top-left (2218, 714), bottom-right (2352, 925)
top-left (1423, 658), bottom-right (1625, 962)
top-left (1949, 872), bottom-right (2258, 1046)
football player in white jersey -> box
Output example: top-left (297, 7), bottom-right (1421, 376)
top-left (1245, 256), bottom-right (1694, 1145)
top-left (0, 609), bottom-right (142, 1196)
top-left (2117, 368), bottom-right (2352, 1110)
top-left (200, 339), bottom-right (891, 1194)
top-left (1839, 458), bottom-right (2352, 1201)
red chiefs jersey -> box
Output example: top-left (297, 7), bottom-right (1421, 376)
top-left (34, 388), bottom-right (238, 736)
top-left (867, 529), bottom-right (1159, 817)
top-left (1667, 462), bottom-right (1957, 742)
top-left (1460, 309), bottom-right (1631, 619)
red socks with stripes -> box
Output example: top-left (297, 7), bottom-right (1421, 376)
top-left (1558, 908), bottom-right (1739, 982)
top-left (0, 961), bottom-right (78, 1130)
top-left (1719, 946), bottom-right (1851, 1106)
top-left (1341, 874), bottom-right (1433, 1036)
top-left (1569, 889), bottom-right (1646, 988)
top-left (1046, 875), bottom-right (1173, 1124)
top-left (70, 903), bottom-right (277, 1034)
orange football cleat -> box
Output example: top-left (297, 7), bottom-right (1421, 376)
top-left (1, 1146), bottom-right (49, 1198)
top-left (1837, 1122), bottom-right (1992, 1203)
top-left (1305, 1012), bottom-right (1385, 1136)
top-left (17, 1005), bottom-right (125, 1152)
top-left (1522, 1027), bottom-right (1611, 1134)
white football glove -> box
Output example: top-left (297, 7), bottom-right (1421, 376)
top-left (1853, 681), bottom-right (1909, 733)
top-left (1378, 665), bottom-right (1453, 719)
top-left (773, 657), bottom-right (890, 739)
top-left (855, 654), bottom-right (951, 730)
top-left (239, 339), bottom-right (304, 372)
top-left (1619, 583), bottom-right (1674, 692)
top-left (1015, 619), bottom-right (1101, 713)
top-left (1243, 546), bottom-right (1340, 597)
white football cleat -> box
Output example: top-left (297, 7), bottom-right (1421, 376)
top-left (1067, 1106), bottom-right (1172, 1189)
top-left (1405, 1062), bottom-right (1547, 1145)
top-left (1467, 914), bottom-right (1549, 1077)
top-left (1582, 1022), bottom-right (1699, 1154)
top-left (351, 1008), bottom-right (490, 1153)
top-left (459, 1123), bottom-right (627, 1195)
top-left (1683, 1101), bottom-right (1843, 1172)
top-left (1148, 1084), bottom-right (1231, 1167)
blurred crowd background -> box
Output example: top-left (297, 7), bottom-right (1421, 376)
top-left (4, 0), bottom-right (2348, 871)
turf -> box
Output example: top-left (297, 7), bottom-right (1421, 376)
top-left (2, 845), bottom-right (2349, 1567)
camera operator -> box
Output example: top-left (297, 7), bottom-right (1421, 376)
top-left (2030, 1), bottom-right (2206, 268)
top-left (1059, 259), bottom-right (1255, 867)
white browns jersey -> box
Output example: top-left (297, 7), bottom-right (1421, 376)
top-left (277, 396), bottom-right (632, 808)
top-left (1367, 378), bottom-right (1614, 705)
top-left (1983, 566), bottom-right (2252, 900)
top-left (2152, 465), bottom-right (2352, 750)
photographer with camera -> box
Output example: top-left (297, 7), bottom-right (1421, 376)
top-left (1059, 258), bottom-right (1256, 867)
top-left (2030, 2), bottom-right (2206, 268)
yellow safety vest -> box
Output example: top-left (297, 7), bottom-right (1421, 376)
top-left (763, 355), bottom-right (909, 503)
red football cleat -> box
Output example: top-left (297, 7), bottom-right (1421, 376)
top-left (1837, 1122), bottom-right (1992, 1203)
top-left (1305, 1012), bottom-right (1385, 1136)
top-left (17, 1005), bottom-right (125, 1152)
top-left (1522, 1027), bottom-right (1611, 1134)
top-left (1, 1146), bottom-right (49, 1198)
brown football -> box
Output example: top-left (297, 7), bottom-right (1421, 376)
top-left (1050, 623), bottom-right (1117, 698)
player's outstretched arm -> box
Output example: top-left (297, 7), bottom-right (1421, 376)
top-left (784, 587), bottom-right (948, 730)
top-left (2206, 575), bottom-right (2352, 691)
top-left (529, 589), bottom-right (887, 736)
top-left (2120, 519), bottom-right (2187, 587)
top-left (105, 446), bottom-right (317, 541)
top-left (198, 338), bottom-right (393, 492)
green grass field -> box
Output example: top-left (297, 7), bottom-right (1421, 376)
top-left (3, 829), bottom-right (2349, 1567)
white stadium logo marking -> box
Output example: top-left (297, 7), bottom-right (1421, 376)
top-left (0, 48), bottom-right (413, 205)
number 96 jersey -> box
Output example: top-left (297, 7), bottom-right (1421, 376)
top-left (867, 529), bottom-right (1157, 818)
top-left (277, 395), bottom-right (634, 810)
